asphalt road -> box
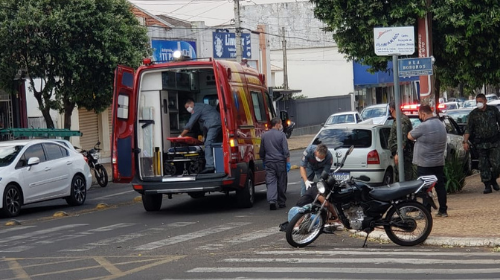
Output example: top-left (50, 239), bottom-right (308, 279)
top-left (1, 163), bottom-right (500, 279)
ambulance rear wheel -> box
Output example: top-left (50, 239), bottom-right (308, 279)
top-left (142, 194), bottom-right (162, 211)
top-left (236, 170), bottom-right (255, 208)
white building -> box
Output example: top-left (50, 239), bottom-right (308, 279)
top-left (241, 2), bottom-right (354, 98)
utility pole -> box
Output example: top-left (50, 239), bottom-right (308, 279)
top-left (234, 0), bottom-right (242, 63)
top-left (282, 27), bottom-right (288, 90)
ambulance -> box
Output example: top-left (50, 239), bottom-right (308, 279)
top-left (111, 57), bottom-right (285, 211)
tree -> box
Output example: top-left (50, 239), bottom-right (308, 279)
top-left (0, 0), bottom-right (150, 129)
top-left (310, 0), bottom-right (500, 98)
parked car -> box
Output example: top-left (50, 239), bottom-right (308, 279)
top-left (385, 113), bottom-right (471, 173)
top-left (486, 94), bottom-right (499, 103)
top-left (310, 123), bottom-right (394, 185)
top-left (322, 111), bottom-right (363, 126)
top-left (0, 139), bottom-right (92, 217)
top-left (462, 100), bottom-right (476, 108)
top-left (444, 108), bottom-right (477, 169)
top-left (438, 102), bottom-right (460, 112)
top-left (360, 104), bottom-right (390, 125)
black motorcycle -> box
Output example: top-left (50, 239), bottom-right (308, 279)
top-left (285, 146), bottom-right (437, 248)
top-left (81, 141), bottom-right (108, 187)
top-left (284, 120), bottom-right (295, 139)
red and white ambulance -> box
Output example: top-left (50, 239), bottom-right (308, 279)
top-left (111, 58), bottom-right (283, 211)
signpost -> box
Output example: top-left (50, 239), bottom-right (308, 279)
top-left (373, 26), bottom-right (416, 182)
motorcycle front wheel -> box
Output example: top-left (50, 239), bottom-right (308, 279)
top-left (285, 212), bottom-right (324, 248)
top-left (384, 201), bottom-right (432, 246)
top-left (94, 165), bottom-right (109, 187)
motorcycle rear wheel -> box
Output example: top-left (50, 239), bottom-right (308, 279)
top-left (384, 201), bottom-right (432, 246)
top-left (285, 212), bottom-right (324, 248)
top-left (94, 165), bottom-right (109, 187)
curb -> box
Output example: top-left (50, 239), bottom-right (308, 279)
top-left (349, 230), bottom-right (500, 247)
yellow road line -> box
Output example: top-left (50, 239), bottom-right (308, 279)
top-left (94, 257), bottom-right (122, 275)
top-left (6, 259), bottom-right (31, 280)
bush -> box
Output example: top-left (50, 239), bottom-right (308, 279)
top-left (444, 153), bottom-right (467, 193)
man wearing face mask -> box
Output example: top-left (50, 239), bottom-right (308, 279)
top-left (179, 98), bottom-right (222, 174)
top-left (259, 117), bottom-right (290, 210)
top-left (299, 144), bottom-right (333, 196)
top-left (463, 93), bottom-right (500, 194)
top-left (408, 104), bottom-right (448, 217)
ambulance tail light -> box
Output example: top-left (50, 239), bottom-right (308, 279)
top-left (438, 104), bottom-right (446, 110)
top-left (367, 150), bottom-right (380, 164)
top-left (229, 138), bottom-right (239, 162)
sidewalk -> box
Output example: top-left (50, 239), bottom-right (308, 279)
top-left (287, 134), bottom-right (500, 247)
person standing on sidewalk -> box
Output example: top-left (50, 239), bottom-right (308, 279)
top-left (299, 144), bottom-right (333, 196)
top-left (408, 104), bottom-right (448, 217)
top-left (388, 101), bottom-right (415, 182)
top-left (259, 117), bottom-right (290, 210)
top-left (462, 93), bottom-right (500, 194)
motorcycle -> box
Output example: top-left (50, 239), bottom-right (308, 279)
top-left (285, 146), bottom-right (437, 248)
top-left (284, 119), bottom-right (295, 139)
top-left (81, 141), bottom-right (108, 187)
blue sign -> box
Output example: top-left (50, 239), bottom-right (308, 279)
top-left (213, 32), bottom-right (251, 59)
top-left (152, 40), bottom-right (197, 62)
top-left (398, 57), bottom-right (433, 77)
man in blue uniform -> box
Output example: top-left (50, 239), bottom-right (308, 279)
top-left (299, 144), bottom-right (333, 196)
top-left (179, 98), bottom-right (222, 174)
top-left (259, 117), bottom-right (290, 210)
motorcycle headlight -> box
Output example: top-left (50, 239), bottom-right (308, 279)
top-left (317, 181), bottom-right (326, 194)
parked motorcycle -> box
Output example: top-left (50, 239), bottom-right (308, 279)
top-left (81, 141), bottom-right (108, 187)
top-left (284, 119), bottom-right (295, 139)
top-left (285, 146), bottom-right (437, 248)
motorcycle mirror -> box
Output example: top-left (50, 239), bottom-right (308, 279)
top-left (312, 138), bottom-right (322, 145)
top-left (320, 170), bottom-right (329, 180)
top-left (338, 145), bottom-right (354, 167)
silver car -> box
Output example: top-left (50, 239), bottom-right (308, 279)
top-left (311, 123), bottom-right (394, 185)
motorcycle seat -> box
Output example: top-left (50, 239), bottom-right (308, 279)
top-left (369, 180), bottom-right (424, 202)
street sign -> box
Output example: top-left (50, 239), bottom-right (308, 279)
top-left (398, 57), bottom-right (433, 77)
top-left (374, 26), bottom-right (415, 56)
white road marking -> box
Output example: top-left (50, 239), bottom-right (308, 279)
top-left (222, 257), bottom-right (500, 265)
top-left (197, 227), bottom-right (279, 250)
top-left (0, 226), bottom-right (35, 234)
top-left (0, 224), bottom-right (87, 243)
top-left (188, 267), bottom-right (500, 274)
top-left (257, 249), bottom-right (500, 257)
top-left (134, 222), bottom-right (250, 251)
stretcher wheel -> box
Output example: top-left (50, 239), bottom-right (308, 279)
top-left (164, 163), bottom-right (176, 176)
top-left (188, 160), bottom-right (203, 174)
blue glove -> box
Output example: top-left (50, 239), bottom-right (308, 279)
top-left (286, 162), bottom-right (291, 172)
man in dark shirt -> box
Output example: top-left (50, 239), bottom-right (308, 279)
top-left (259, 117), bottom-right (290, 210)
top-left (463, 93), bottom-right (500, 194)
top-left (299, 144), bottom-right (333, 196)
top-left (180, 98), bottom-right (222, 174)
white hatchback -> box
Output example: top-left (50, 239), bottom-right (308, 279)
top-left (323, 111), bottom-right (363, 127)
top-left (0, 139), bottom-right (92, 217)
top-left (311, 123), bottom-right (394, 185)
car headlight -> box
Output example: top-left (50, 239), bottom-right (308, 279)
top-left (317, 181), bottom-right (326, 194)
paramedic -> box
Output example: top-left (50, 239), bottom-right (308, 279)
top-left (299, 144), bottom-right (333, 196)
top-left (180, 98), bottom-right (222, 174)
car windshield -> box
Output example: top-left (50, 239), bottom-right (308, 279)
top-left (462, 100), bottom-right (476, 108)
top-left (314, 128), bottom-right (372, 149)
top-left (325, 114), bottom-right (355, 125)
top-left (446, 111), bottom-right (471, 124)
top-left (361, 107), bottom-right (386, 119)
top-left (0, 145), bottom-right (23, 167)
top-left (386, 117), bottom-right (421, 128)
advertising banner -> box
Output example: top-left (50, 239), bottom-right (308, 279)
top-left (212, 32), bottom-right (251, 59)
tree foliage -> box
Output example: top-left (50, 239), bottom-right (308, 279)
top-left (0, 0), bottom-right (150, 129)
top-left (310, 0), bottom-right (500, 94)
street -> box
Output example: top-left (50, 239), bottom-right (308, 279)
top-left (1, 150), bottom-right (499, 279)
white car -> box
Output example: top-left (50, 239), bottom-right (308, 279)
top-left (323, 111), bottom-right (363, 126)
top-left (0, 139), bottom-right (92, 217)
top-left (360, 104), bottom-right (390, 124)
top-left (311, 123), bottom-right (394, 185)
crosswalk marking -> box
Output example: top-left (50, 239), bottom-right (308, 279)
top-left (188, 267), bottom-right (500, 274)
top-left (256, 249), bottom-right (499, 257)
top-left (197, 227), bottom-right (279, 250)
top-left (223, 257), bottom-right (500, 265)
top-left (0, 226), bottom-right (35, 234)
top-left (0, 224), bottom-right (87, 244)
top-left (134, 222), bottom-right (250, 251)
